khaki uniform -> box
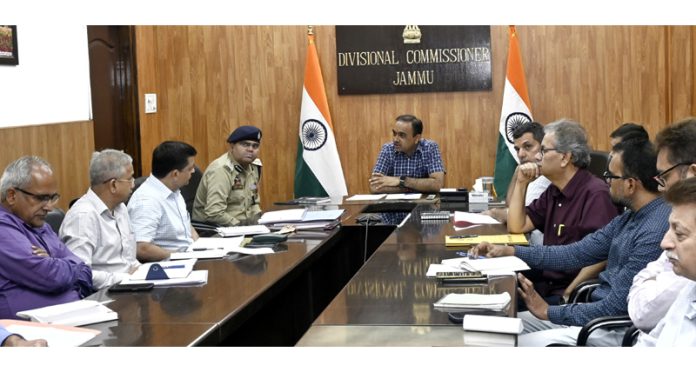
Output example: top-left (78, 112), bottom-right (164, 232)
top-left (193, 153), bottom-right (261, 226)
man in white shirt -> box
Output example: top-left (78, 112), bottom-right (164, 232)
top-left (628, 118), bottom-right (696, 332)
top-left (60, 149), bottom-right (141, 289)
top-left (483, 121), bottom-right (550, 246)
top-left (128, 141), bottom-right (199, 262)
top-left (637, 177), bottom-right (696, 346)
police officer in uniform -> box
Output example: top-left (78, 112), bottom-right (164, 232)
top-left (193, 125), bottom-right (262, 226)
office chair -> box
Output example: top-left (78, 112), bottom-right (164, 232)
top-left (45, 208), bottom-right (66, 234)
top-left (125, 175), bottom-right (148, 205)
top-left (180, 165), bottom-right (202, 216)
top-left (588, 150), bottom-right (610, 179)
top-left (553, 279), bottom-right (635, 346)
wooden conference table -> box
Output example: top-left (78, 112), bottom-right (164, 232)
top-left (81, 198), bottom-right (516, 346)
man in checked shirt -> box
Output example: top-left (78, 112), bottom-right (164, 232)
top-left (369, 114), bottom-right (445, 194)
top-left (470, 138), bottom-right (669, 346)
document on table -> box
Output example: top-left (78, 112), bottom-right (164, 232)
top-left (0, 319), bottom-right (101, 347)
top-left (217, 225), bottom-right (270, 237)
top-left (453, 211), bottom-right (501, 227)
top-left (462, 314), bottom-right (523, 335)
top-left (441, 256), bottom-right (530, 275)
top-left (169, 237), bottom-right (273, 260)
top-left (129, 258), bottom-right (197, 280)
top-left (385, 193), bottom-right (422, 200)
top-left (120, 270), bottom-right (209, 287)
top-left (15, 300), bottom-right (118, 327)
top-left (445, 234), bottom-right (529, 246)
top-left (433, 292), bottom-right (511, 311)
top-left (346, 194), bottom-right (386, 201)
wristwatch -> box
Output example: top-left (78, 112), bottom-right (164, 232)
top-left (399, 175), bottom-right (407, 188)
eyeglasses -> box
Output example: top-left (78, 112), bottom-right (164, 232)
top-left (237, 141), bottom-right (260, 149)
top-left (14, 187), bottom-right (61, 204)
top-left (602, 171), bottom-right (633, 185)
top-left (653, 162), bottom-right (691, 188)
top-left (104, 177), bottom-right (135, 185)
top-left (540, 147), bottom-right (560, 156)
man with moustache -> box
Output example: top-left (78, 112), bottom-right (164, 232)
top-left (636, 177), bottom-right (696, 346)
top-left (369, 114), bottom-right (445, 194)
top-left (507, 119), bottom-right (617, 303)
top-left (193, 125), bottom-right (263, 226)
top-left (470, 139), bottom-right (668, 346)
top-left (60, 149), bottom-right (141, 290)
top-left (628, 117), bottom-right (696, 333)
top-left (0, 156), bottom-right (93, 319)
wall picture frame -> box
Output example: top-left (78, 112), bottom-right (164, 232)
top-left (0, 25), bottom-right (19, 66)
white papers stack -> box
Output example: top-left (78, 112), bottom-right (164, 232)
top-left (121, 258), bottom-right (208, 287)
top-left (385, 193), bottom-right (422, 200)
top-left (170, 237), bottom-right (273, 260)
top-left (16, 300), bottom-right (118, 327)
top-left (433, 292), bottom-right (511, 312)
top-left (441, 256), bottom-right (530, 276)
top-left (346, 194), bottom-right (386, 201)
top-left (463, 314), bottom-right (523, 334)
top-left (257, 208), bottom-right (344, 225)
top-left (0, 319), bottom-right (101, 347)
top-left (217, 225), bottom-right (270, 237)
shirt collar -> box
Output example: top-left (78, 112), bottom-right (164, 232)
top-left (84, 188), bottom-right (111, 216)
top-left (394, 139), bottom-right (424, 157)
top-left (147, 174), bottom-right (180, 199)
top-left (553, 168), bottom-right (591, 199)
top-left (226, 152), bottom-right (247, 174)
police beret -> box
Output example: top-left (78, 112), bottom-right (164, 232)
top-left (227, 126), bottom-right (262, 143)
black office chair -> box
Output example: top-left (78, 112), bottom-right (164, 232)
top-left (588, 150), bottom-right (610, 179)
top-left (552, 279), bottom-right (635, 346)
top-left (180, 165), bottom-right (202, 217)
top-left (45, 207), bottom-right (66, 234)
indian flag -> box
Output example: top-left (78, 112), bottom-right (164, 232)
top-left (294, 29), bottom-right (348, 198)
top-left (493, 26), bottom-right (534, 199)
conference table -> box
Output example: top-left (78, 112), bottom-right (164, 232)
top-left (81, 198), bottom-right (517, 346)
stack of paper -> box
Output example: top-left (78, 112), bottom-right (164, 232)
top-left (345, 194), bottom-right (386, 201)
top-left (0, 319), bottom-right (101, 347)
top-left (217, 225), bottom-right (270, 237)
top-left (441, 256), bottom-right (530, 275)
top-left (16, 300), bottom-right (118, 327)
top-left (433, 292), bottom-right (511, 312)
top-left (120, 259), bottom-right (208, 287)
top-left (462, 314), bottom-right (523, 334)
top-left (385, 193), bottom-right (422, 200)
top-left (170, 237), bottom-right (274, 260)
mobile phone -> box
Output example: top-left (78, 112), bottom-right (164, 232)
top-left (108, 283), bottom-right (155, 293)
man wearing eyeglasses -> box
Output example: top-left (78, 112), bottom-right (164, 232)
top-left (0, 156), bottom-right (94, 319)
top-left (628, 118), bottom-right (696, 335)
top-left (471, 139), bottom-right (668, 346)
top-left (60, 149), bottom-right (141, 290)
top-left (507, 119), bottom-right (618, 304)
top-left (193, 125), bottom-right (263, 226)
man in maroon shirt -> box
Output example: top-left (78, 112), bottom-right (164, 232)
top-left (507, 119), bottom-right (618, 303)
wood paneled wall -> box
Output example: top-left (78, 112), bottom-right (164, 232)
top-left (135, 26), bottom-right (695, 210)
top-left (0, 121), bottom-right (95, 211)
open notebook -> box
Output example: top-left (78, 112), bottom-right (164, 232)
top-left (16, 299), bottom-right (117, 327)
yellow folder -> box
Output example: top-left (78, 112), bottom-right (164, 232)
top-left (445, 234), bottom-right (529, 247)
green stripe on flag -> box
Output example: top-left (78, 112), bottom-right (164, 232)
top-left (294, 138), bottom-right (328, 197)
top-left (493, 134), bottom-right (518, 200)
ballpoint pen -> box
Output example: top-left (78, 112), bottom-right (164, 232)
top-left (450, 234), bottom-right (478, 239)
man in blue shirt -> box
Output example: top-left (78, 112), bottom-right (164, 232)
top-left (0, 326), bottom-right (47, 346)
top-left (369, 114), bottom-right (445, 193)
top-left (471, 139), bottom-right (669, 346)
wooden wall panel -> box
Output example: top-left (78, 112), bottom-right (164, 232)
top-left (0, 121), bottom-right (95, 211)
top-left (135, 26), bottom-right (695, 210)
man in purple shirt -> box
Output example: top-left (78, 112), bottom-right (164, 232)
top-left (507, 119), bottom-right (618, 302)
top-left (0, 156), bottom-right (94, 319)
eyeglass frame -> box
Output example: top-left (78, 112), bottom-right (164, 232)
top-left (103, 177), bottom-right (135, 185)
top-left (602, 171), bottom-right (634, 184)
top-left (653, 162), bottom-right (692, 188)
top-left (539, 147), bottom-right (561, 156)
top-left (14, 187), bottom-right (61, 204)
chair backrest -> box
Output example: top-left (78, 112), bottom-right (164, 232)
top-left (621, 325), bottom-right (641, 346)
top-left (588, 150), bottom-right (610, 179)
top-left (180, 165), bottom-right (203, 216)
top-left (45, 207), bottom-right (66, 234)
